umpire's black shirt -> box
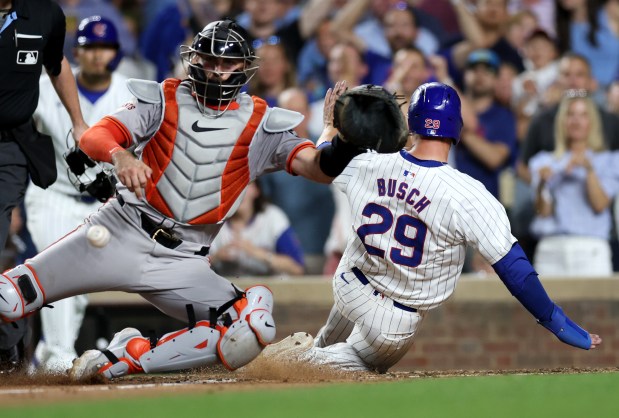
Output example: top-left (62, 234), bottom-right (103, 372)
top-left (0, 0), bottom-right (65, 129)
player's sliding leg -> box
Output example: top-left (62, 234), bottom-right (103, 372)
top-left (266, 270), bottom-right (425, 372)
top-left (0, 265), bottom-right (45, 322)
top-left (314, 304), bottom-right (355, 348)
top-left (70, 286), bottom-right (276, 380)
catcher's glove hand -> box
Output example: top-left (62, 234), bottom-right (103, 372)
top-left (333, 84), bottom-right (409, 153)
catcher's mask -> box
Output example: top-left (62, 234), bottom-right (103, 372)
top-left (408, 82), bottom-right (463, 144)
top-left (75, 15), bottom-right (123, 72)
top-left (64, 147), bottom-right (116, 203)
top-left (180, 19), bottom-right (258, 117)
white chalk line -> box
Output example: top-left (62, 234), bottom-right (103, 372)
top-left (0, 378), bottom-right (237, 395)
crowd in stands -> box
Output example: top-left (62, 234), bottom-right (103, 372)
top-left (5, 0), bottom-right (619, 278)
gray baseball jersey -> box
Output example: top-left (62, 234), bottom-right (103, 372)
top-left (22, 79), bottom-right (312, 324)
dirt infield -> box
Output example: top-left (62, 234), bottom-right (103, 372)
top-left (1, 357), bottom-right (618, 407)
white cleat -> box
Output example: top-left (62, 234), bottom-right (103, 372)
top-left (261, 332), bottom-right (314, 361)
top-left (69, 327), bottom-right (143, 381)
top-left (69, 349), bottom-right (108, 381)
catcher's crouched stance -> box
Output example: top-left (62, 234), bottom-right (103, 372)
top-left (71, 286), bottom-right (277, 378)
top-left (0, 268), bottom-right (275, 378)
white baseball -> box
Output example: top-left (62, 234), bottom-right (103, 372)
top-left (86, 225), bottom-right (111, 248)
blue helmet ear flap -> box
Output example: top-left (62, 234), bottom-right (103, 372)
top-left (408, 82), bottom-right (463, 144)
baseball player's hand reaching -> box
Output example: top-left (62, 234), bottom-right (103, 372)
top-left (589, 333), bottom-right (602, 349)
top-left (317, 80), bottom-right (347, 147)
top-left (112, 150), bottom-right (153, 199)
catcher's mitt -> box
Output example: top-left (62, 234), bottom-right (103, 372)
top-left (333, 84), bottom-right (409, 153)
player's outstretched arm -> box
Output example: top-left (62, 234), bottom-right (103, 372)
top-left (492, 243), bottom-right (601, 350)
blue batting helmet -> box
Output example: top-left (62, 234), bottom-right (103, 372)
top-left (408, 82), bottom-right (463, 144)
top-left (75, 16), bottom-right (122, 71)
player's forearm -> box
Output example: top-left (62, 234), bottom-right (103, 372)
top-left (80, 117), bottom-right (132, 163)
top-left (493, 243), bottom-right (593, 349)
top-left (48, 57), bottom-right (87, 132)
top-left (291, 146), bottom-right (335, 184)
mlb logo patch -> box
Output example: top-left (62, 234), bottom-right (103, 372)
top-left (16, 50), bottom-right (38, 65)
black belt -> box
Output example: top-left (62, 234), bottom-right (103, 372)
top-left (117, 194), bottom-right (209, 256)
top-left (140, 213), bottom-right (183, 249)
top-left (351, 267), bottom-right (417, 313)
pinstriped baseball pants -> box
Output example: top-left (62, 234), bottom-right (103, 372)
top-left (304, 268), bottom-right (425, 372)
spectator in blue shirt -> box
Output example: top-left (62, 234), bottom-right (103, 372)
top-left (457, 49), bottom-right (518, 198)
top-left (530, 93), bottom-right (619, 276)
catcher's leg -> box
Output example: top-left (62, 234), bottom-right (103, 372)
top-left (0, 265), bottom-right (45, 322)
top-left (70, 285), bottom-right (276, 380)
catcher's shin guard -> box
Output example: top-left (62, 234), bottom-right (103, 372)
top-left (0, 265), bottom-right (45, 321)
top-left (143, 286), bottom-right (277, 372)
top-left (72, 286), bottom-right (278, 379)
top-left (139, 322), bottom-right (222, 373)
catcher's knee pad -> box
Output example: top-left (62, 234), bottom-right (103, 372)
top-left (238, 285), bottom-right (274, 316)
top-left (218, 309), bottom-right (276, 370)
top-left (0, 264), bottom-right (45, 321)
top-left (139, 322), bottom-right (222, 373)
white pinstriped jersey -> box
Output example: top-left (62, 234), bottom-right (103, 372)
top-left (334, 150), bottom-right (517, 310)
top-left (33, 71), bottom-right (133, 196)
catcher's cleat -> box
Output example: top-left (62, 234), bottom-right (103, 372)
top-left (69, 327), bottom-right (142, 381)
top-left (260, 332), bottom-right (314, 361)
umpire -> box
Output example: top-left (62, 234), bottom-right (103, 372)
top-left (0, 0), bottom-right (88, 372)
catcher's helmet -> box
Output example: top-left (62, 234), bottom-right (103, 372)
top-left (408, 82), bottom-right (463, 144)
top-left (75, 16), bottom-right (122, 71)
top-left (180, 19), bottom-right (258, 117)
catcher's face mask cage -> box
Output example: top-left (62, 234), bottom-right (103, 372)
top-left (408, 82), bottom-right (463, 144)
top-left (64, 147), bottom-right (117, 203)
top-left (180, 19), bottom-right (258, 118)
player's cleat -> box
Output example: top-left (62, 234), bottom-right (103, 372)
top-left (69, 327), bottom-right (142, 381)
top-left (260, 332), bottom-right (314, 361)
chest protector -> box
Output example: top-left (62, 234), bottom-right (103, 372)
top-left (141, 80), bottom-right (267, 224)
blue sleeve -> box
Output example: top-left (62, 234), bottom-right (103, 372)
top-left (492, 243), bottom-right (592, 350)
top-left (275, 227), bottom-right (305, 267)
top-left (492, 243), bottom-right (554, 321)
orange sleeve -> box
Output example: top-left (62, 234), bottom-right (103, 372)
top-left (79, 116), bottom-right (132, 163)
